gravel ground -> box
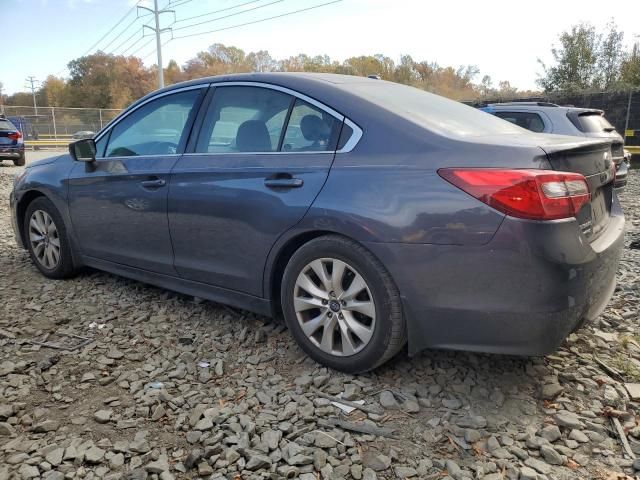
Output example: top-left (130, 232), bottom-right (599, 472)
top-left (0, 166), bottom-right (639, 480)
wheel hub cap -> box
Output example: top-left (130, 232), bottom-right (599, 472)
top-left (28, 210), bottom-right (60, 270)
top-left (293, 257), bottom-right (376, 357)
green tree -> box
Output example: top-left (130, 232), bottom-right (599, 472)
top-left (596, 21), bottom-right (625, 89)
top-left (621, 42), bottom-right (640, 87)
top-left (537, 23), bottom-right (600, 92)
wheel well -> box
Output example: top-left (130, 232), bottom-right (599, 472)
top-left (269, 230), bottom-right (335, 317)
top-left (16, 191), bottom-right (46, 248)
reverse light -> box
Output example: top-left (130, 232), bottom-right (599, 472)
top-left (438, 168), bottom-right (590, 221)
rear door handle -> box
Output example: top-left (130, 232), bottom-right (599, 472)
top-left (264, 178), bottom-right (304, 188)
top-left (140, 179), bottom-right (166, 189)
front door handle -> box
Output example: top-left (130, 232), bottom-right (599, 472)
top-left (140, 178), bottom-right (166, 189)
top-left (264, 177), bottom-right (303, 189)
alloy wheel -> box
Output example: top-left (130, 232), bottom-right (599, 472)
top-left (29, 210), bottom-right (61, 270)
top-left (293, 257), bottom-right (376, 357)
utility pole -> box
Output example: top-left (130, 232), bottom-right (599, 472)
top-left (25, 76), bottom-right (39, 116)
top-left (138, 1), bottom-right (173, 89)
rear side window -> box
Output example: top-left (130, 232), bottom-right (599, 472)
top-left (281, 99), bottom-right (340, 152)
top-left (0, 120), bottom-right (16, 131)
top-left (105, 89), bottom-right (201, 157)
top-left (196, 86), bottom-right (292, 153)
top-left (568, 112), bottom-right (614, 133)
top-left (494, 111), bottom-right (545, 133)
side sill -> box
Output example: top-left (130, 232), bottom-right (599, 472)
top-left (82, 256), bottom-right (272, 317)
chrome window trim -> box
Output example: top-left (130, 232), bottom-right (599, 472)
top-left (211, 81), bottom-right (345, 121)
top-left (182, 151), bottom-right (335, 157)
top-left (95, 81), bottom-right (363, 155)
top-left (94, 84), bottom-right (209, 143)
top-left (338, 118), bottom-right (363, 153)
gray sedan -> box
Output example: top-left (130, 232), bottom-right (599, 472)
top-left (10, 73), bottom-right (624, 372)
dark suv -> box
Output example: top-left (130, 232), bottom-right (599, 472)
top-left (482, 103), bottom-right (628, 192)
top-left (0, 116), bottom-right (25, 166)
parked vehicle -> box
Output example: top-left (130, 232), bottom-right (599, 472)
top-left (71, 130), bottom-right (95, 140)
top-left (0, 116), bottom-right (25, 166)
top-left (482, 102), bottom-right (628, 191)
top-left (10, 74), bottom-right (624, 372)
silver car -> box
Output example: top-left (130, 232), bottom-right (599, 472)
top-left (483, 102), bottom-right (628, 191)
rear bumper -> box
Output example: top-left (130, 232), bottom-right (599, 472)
top-left (0, 145), bottom-right (24, 159)
top-left (366, 196), bottom-right (625, 356)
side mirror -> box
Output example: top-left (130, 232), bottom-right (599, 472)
top-left (69, 138), bottom-right (97, 162)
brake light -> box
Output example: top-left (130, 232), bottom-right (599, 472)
top-left (438, 168), bottom-right (590, 221)
top-left (7, 131), bottom-right (22, 141)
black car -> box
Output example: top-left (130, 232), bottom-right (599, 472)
top-left (0, 116), bottom-right (25, 166)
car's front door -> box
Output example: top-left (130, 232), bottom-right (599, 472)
top-left (68, 87), bottom-right (205, 274)
top-left (168, 84), bottom-right (343, 296)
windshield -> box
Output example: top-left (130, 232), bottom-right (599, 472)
top-left (347, 81), bottom-right (525, 137)
top-left (570, 112), bottom-right (615, 133)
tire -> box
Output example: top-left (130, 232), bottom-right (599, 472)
top-left (24, 197), bottom-right (77, 279)
top-left (281, 235), bottom-right (406, 373)
top-left (13, 153), bottom-right (26, 167)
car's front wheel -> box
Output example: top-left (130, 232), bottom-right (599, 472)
top-left (24, 197), bottom-right (76, 279)
top-left (281, 235), bottom-right (406, 373)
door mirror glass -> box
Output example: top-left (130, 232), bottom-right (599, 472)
top-left (70, 138), bottom-right (97, 162)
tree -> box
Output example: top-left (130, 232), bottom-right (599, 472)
top-left (621, 42), bottom-right (640, 87)
top-left (538, 23), bottom-right (600, 92)
top-left (596, 22), bottom-right (625, 89)
top-left (537, 21), bottom-right (631, 92)
top-left (164, 60), bottom-right (184, 85)
top-left (67, 52), bottom-right (155, 108)
top-left (41, 76), bottom-right (68, 107)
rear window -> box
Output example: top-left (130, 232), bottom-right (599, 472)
top-left (347, 82), bottom-right (524, 137)
top-left (494, 111), bottom-right (545, 133)
top-left (0, 120), bottom-right (16, 131)
top-left (569, 112), bottom-right (614, 133)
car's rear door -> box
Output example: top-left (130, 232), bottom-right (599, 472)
top-left (67, 86), bottom-right (206, 274)
top-left (168, 84), bottom-right (343, 296)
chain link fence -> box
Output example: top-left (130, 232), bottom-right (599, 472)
top-left (0, 105), bottom-right (122, 142)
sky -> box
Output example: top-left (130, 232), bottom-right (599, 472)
top-left (3, 0), bottom-right (640, 96)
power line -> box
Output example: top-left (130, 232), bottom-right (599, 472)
top-left (79, 1), bottom-right (141, 57)
top-left (130, 37), bottom-right (155, 57)
top-left (172, 0), bottom-right (343, 40)
top-left (174, 0), bottom-right (266, 23)
top-left (120, 34), bottom-right (150, 56)
top-left (173, 0), bottom-right (284, 32)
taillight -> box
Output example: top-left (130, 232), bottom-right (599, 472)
top-left (438, 168), bottom-right (590, 221)
top-left (7, 131), bottom-right (22, 141)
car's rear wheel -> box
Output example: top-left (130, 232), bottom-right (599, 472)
top-left (24, 197), bottom-right (76, 279)
top-left (281, 235), bottom-right (406, 373)
top-left (13, 153), bottom-right (26, 167)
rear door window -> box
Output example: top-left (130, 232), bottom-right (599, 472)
top-left (494, 111), bottom-right (546, 133)
top-left (196, 86), bottom-right (292, 153)
top-left (281, 99), bottom-right (340, 152)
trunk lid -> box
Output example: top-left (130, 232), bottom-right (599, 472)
top-left (540, 138), bottom-right (614, 240)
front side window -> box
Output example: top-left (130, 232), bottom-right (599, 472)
top-left (196, 86), bottom-right (291, 153)
top-left (281, 99), bottom-right (341, 152)
top-left (494, 111), bottom-right (545, 133)
top-left (105, 89), bottom-right (201, 157)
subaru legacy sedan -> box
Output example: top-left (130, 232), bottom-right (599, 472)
top-left (10, 73), bottom-right (624, 373)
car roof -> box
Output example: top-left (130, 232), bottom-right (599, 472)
top-left (486, 102), bottom-right (604, 115)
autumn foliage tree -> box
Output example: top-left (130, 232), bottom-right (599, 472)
top-left (3, 44), bottom-right (539, 108)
